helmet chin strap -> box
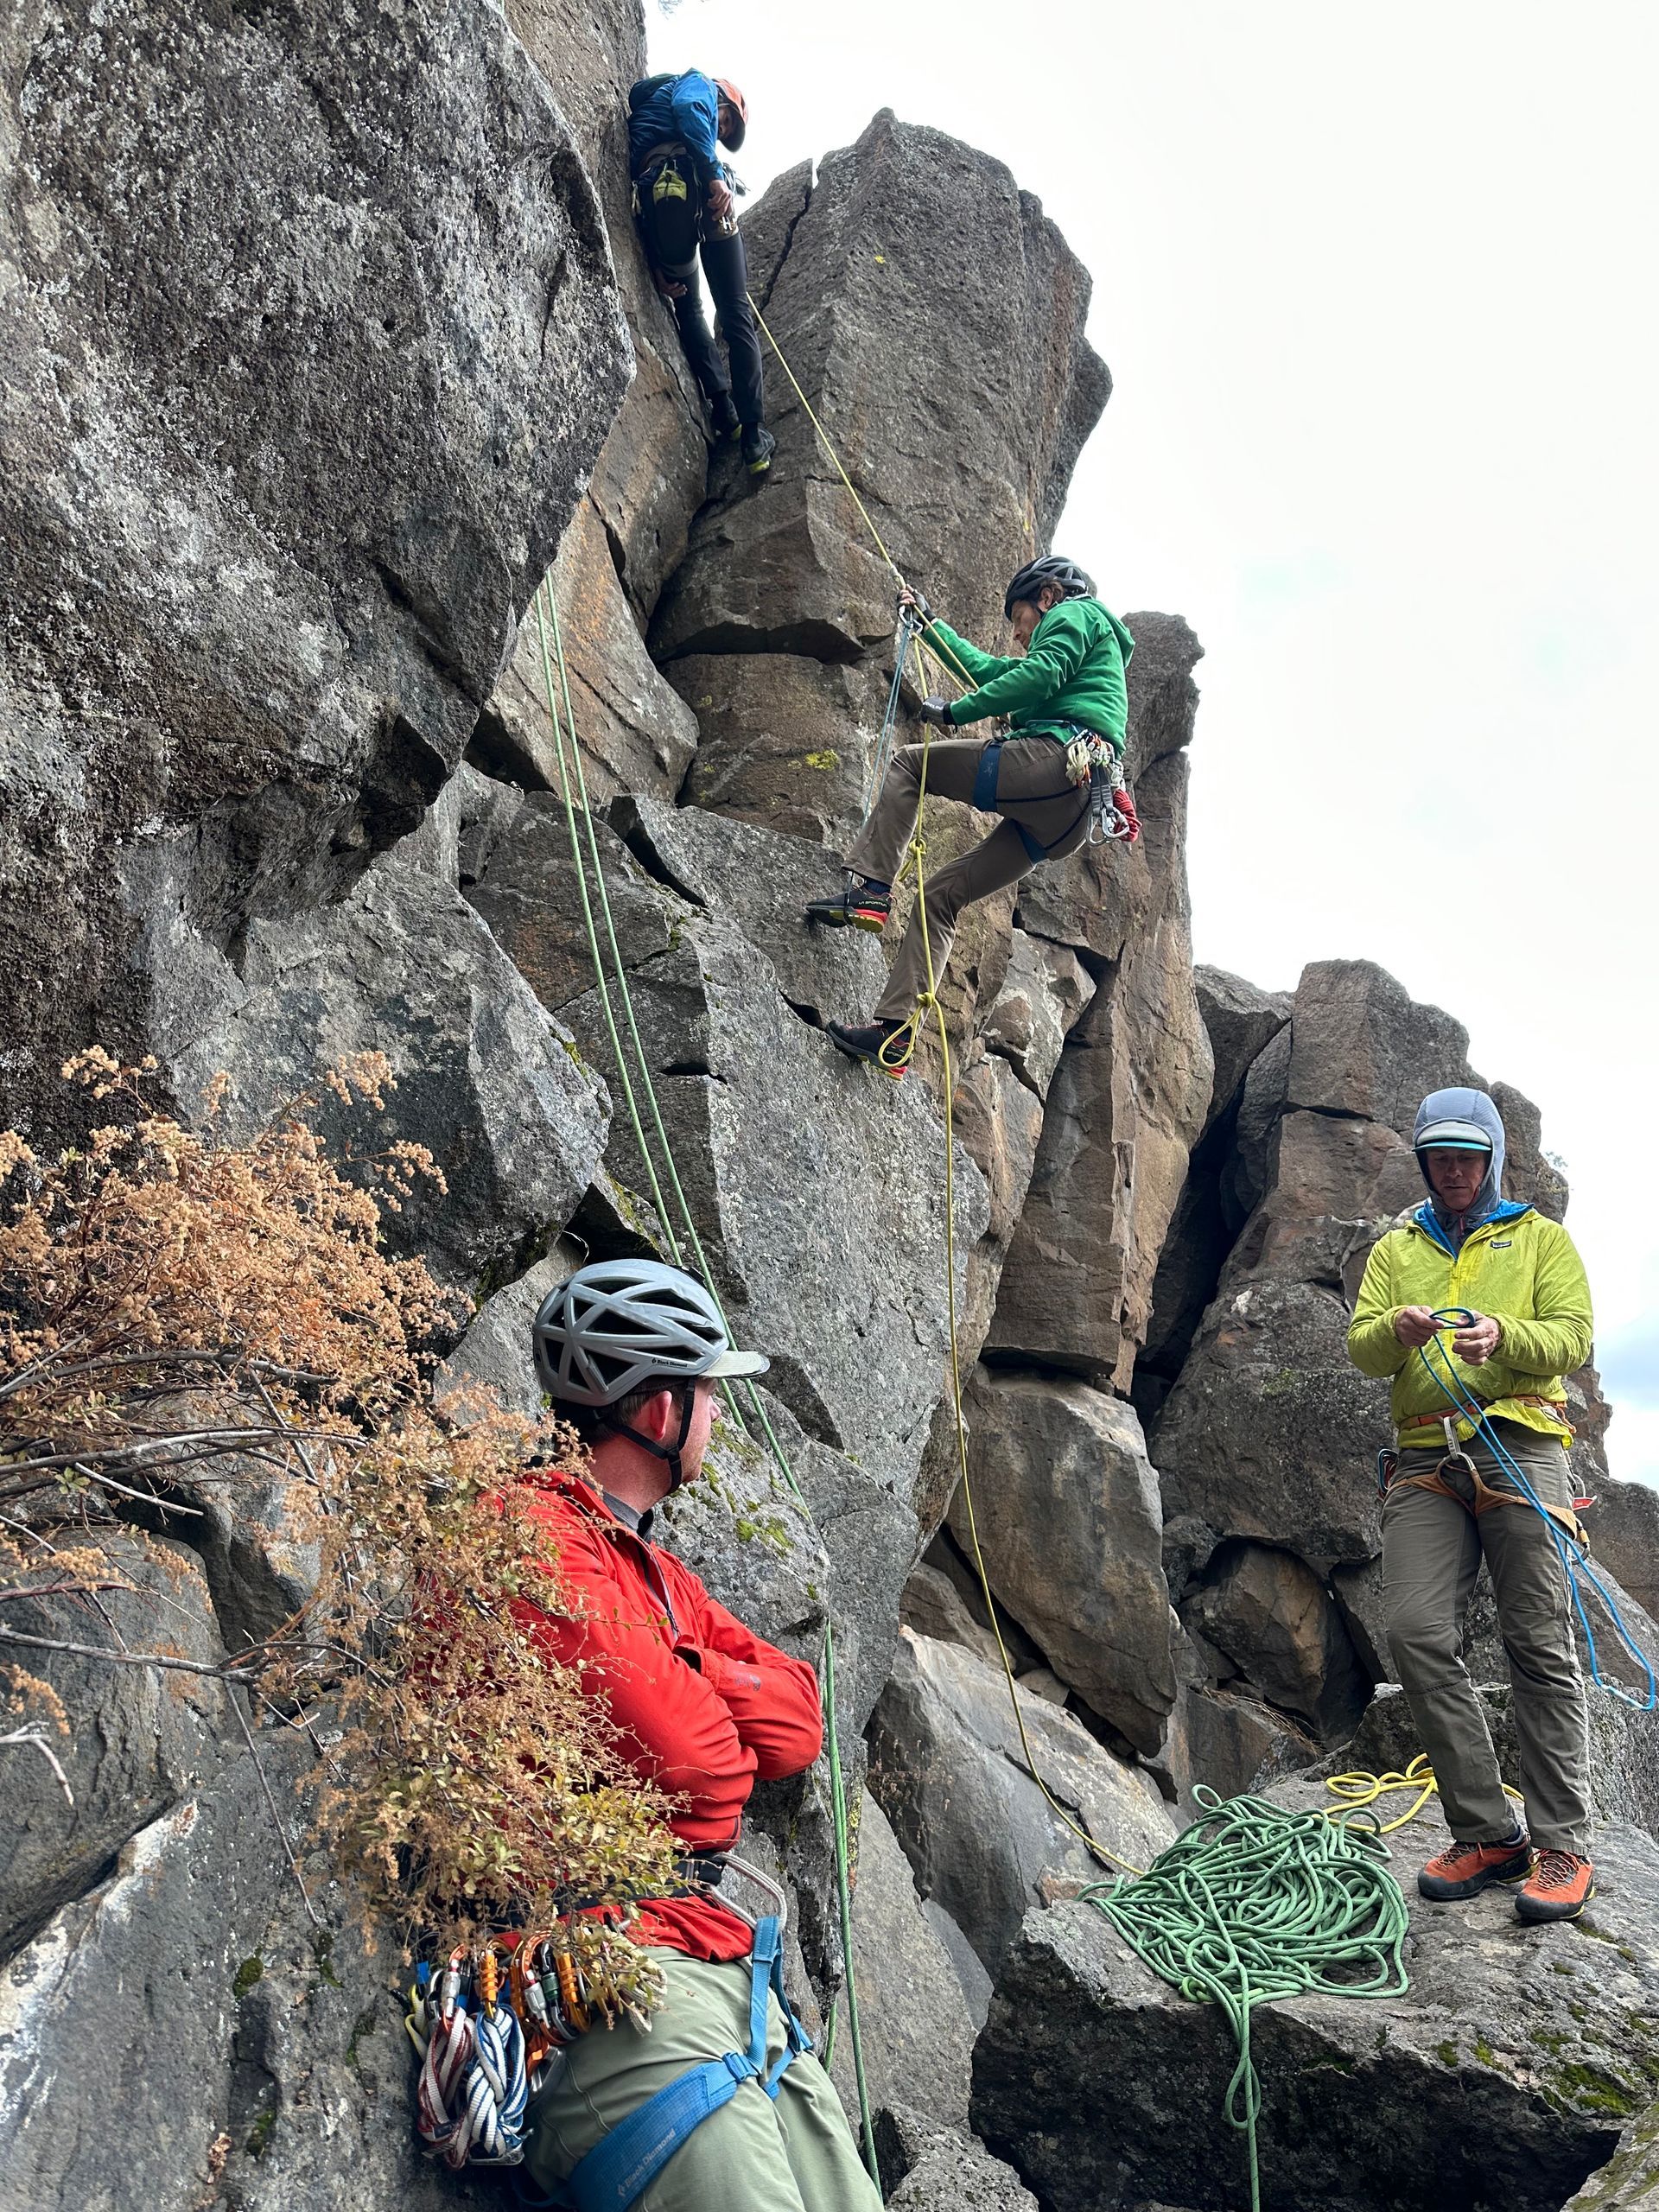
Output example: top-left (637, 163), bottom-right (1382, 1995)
top-left (602, 1385), bottom-right (698, 1494)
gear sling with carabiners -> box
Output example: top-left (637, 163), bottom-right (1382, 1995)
top-left (522, 1913), bottom-right (810, 2212)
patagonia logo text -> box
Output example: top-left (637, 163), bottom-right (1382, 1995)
top-left (1491, 1239), bottom-right (1512, 1249)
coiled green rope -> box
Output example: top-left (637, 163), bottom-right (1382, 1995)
top-left (1079, 1789), bottom-right (1410, 2212)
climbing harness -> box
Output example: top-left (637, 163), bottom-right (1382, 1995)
top-left (1379, 1422), bottom-right (1590, 1549)
top-left (525, 584), bottom-right (880, 2185)
top-left (1080, 1790), bottom-right (1410, 2212)
top-left (555, 1913), bottom-right (810, 2212)
top-left (1414, 1309), bottom-right (1656, 1711)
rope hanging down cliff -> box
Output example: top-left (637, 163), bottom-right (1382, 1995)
top-left (528, 582), bottom-right (880, 2186)
top-left (747, 305), bottom-right (1147, 1877)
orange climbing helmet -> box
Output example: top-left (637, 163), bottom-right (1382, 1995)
top-left (712, 78), bottom-right (747, 149)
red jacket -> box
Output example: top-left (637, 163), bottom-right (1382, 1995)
top-left (511, 1469), bottom-right (823, 1961)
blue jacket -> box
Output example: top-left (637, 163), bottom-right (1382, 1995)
top-left (628, 72), bottom-right (723, 188)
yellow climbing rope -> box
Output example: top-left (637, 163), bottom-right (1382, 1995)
top-left (748, 303), bottom-right (1147, 1879)
top-left (1322, 1753), bottom-right (1525, 1836)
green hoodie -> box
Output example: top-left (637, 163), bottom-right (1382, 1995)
top-left (922, 598), bottom-right (1135, 747)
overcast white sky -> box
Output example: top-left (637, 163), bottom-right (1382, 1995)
top-left (651, 2), bottom-right (1659, 1480)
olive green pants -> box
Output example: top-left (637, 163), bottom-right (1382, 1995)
top-left (845, 736), bottom-right (1090, 1023)
top-left (1382, 1420), bottom-right (1592, 1853)
top-left (521, 1947), bottom-right (882, 2212)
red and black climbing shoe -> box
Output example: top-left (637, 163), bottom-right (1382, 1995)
top-left (827, 1020), bottom-right (912, 1081)
top-left (1516, 1849), bottom-right (1596, 1923)
top-left (804, 881), bottom-right (890, 933)
top-left (1417, 1830), bottom-right (1533, 1900)
top-left (743, 423), bottom-right (776, 474)
top-left (710, 391), bottom-right (741, 442)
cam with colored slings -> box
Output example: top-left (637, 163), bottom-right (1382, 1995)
top-left (526, 582), bottom-right (880, 2187)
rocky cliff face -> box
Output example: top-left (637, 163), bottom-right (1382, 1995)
top-left (3, 4), bottom-right (1654, 2209)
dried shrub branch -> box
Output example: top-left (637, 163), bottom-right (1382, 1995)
top-left (0, 1052), bottom-right (678, 2012)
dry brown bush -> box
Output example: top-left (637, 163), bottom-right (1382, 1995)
top-left (0, 1052), bottom-right (677, 2013)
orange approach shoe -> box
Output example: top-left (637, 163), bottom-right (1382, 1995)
top-left (1418, 1830), bottom-right (1533, 1900)
top-left (1516, 1848), bottom-right (1596, 1923)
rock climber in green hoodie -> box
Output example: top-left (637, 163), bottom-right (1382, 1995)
top-left (804, 556), bottom-right (1136, 1077)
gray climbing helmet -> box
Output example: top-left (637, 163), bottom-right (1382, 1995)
top-left (531, 1258), bottom-right (769, 1408)
top-left (1004, 555), bottom-right (1095, 620)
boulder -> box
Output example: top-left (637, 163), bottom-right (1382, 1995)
top-left (1181, 1540), bottom-right (1370, 1742)
top-left (880, 2107), bottom-right (1039, 2212)
top-left (975, 1806), bottom-right (1659, 2212)
top-left (651, 111), bottom-right (1109, 666)
top-left (608, 791), bottom-right (888, 1027)
top-left (474, 500), bottom-right (701, 803)
top-left (2, 0), bottom-right (628, 1143)
top-left (1193, 966), bottom-right (1294, 1126)
top-left (828, 1793), bottom-right (978, 2133)
top-left (1587, 1475), bottom-right (1659, 1624)
top-left (559, 912), bottom-right (988, 1508)
top-left (1153, 1273), bottom-right (1386, 1578)
top-left (1158, 1677), bottom-right (1321, 1809)
top-left (868, 1630), bottom-right (1178, 1972)
top-left (900, 1561), bottom-right (1006, 1671)
top-left (952, 1370), bottom-right (1175, 1754)
top-left (673, 654), bottom-right (899, 851)
top-left (0, 1532), bottom-right (228, 1963)
top-left (1283, 959), bottom-right (1475, 1128)
top-left (1563, 2094), bottom-right (1659, 2209)
top-left (1135, 969), bottom-right (1294, 1420)
top-left (984, 902), bottom-right (1212, 1392)
top-left (461, 782), bottom-right (683, 1021)
top-left (979, 931), bottom-right (1097, 1103)
top-left (158, 849), bottom-right (610, 1289)
top-left (0, 1730), bottom-right (480, 2211)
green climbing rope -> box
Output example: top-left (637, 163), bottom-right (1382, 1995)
top-left (1079, 1789), bottom-right (1410, 2212)
top-left (528, 582), bottom-right (880, 2189)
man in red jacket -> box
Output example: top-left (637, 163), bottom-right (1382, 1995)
top-left (515, 1257), bottom-right (881, 2212)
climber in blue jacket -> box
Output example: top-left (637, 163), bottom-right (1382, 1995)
top-left (627, 72), bottom-right (775, 474)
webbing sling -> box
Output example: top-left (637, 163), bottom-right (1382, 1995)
top-left (556, 1916), bottom-right (807, 2212)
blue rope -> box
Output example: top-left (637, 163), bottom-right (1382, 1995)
top-left (1414, 1308), bottom-right (1656, 1711)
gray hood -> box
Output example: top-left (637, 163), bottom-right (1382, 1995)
top-left (1414, 1085), bottom-right (1506, 1229)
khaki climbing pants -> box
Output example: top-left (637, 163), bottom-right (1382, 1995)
top-left (1382, 1419), bottom-right (1592, 1853)
top-left (845, 735), bottom-right (1090, 1024)
top-left (520, 1947), bottom-right (882, 2212)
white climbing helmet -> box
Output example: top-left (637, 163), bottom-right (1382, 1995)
top-left (531, 1258), bottom-right (768, 1408)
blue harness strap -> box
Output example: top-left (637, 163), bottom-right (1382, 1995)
top-left (553, 1917), bottom-right (808, 2212)
top-left (972, 740), bottom-right (1002, 811)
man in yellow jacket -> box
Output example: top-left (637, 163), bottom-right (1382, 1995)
top-left (1347, 1086), bottom-right (1596, 1921)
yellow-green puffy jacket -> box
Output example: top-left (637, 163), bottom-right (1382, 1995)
top-left (1346, 1205), bottom-right (1592, 1447)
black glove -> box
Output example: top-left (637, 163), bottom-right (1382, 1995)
top-left (915, 696), bottom-right (954, 728)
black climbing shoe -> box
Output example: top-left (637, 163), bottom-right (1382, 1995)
top-left (743, 423), bottom-right (776, 474)
top-left (710, 391), bottom-right (741, 443)
top-left (828, 1020), bottom-right (912, 1080)
top-left (804, 881), bottom-right (890, 933)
